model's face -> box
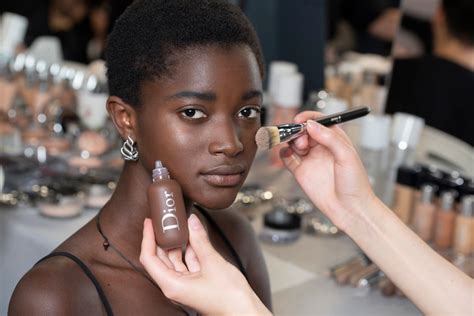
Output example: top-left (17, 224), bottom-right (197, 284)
top-left (136, 45), bottom-right (262, 209)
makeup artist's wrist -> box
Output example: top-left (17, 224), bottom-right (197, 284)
top-left (339, 194), bottom-right (385, 237)
top-left (229, 286), bottom-right (271, 316)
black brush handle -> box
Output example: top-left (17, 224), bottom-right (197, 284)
top-left (316, 106), bottom-right (370, 126)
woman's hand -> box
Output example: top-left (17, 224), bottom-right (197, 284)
top-left (280, 111), bottom-right (377, 231)
top-left (140, 215), bottom-right (271, 315)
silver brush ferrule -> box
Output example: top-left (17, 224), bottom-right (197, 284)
top-left (278, 123), bottom-right (306, 143)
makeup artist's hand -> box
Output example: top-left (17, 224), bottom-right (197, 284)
top-left (280, 111), bottom-right (376, 231)
top-left (140, 215), bottom-right (271, 315)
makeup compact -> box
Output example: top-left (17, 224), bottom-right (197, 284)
top-left (259, 204), bottom-right (302, 244)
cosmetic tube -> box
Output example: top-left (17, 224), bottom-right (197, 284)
top-left (392, 165), bottom-right (419, 223)
top-left (349, 263), bottom-right (379, 286)
top-left (412, 184), bottom-right (437, 241)
top-left (378, 276), bottom-right (397, 297)
top-left (434, 191), bottom-right (456, 249)
top-left (453, 195), bottom-right (474, 256)
top-left (147, 161), bottom-right (189, 250)
top-left (335, 261), bottom-right (368, 285)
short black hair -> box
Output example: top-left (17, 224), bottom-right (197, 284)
top-left (442, 0), bottom-right (474, 46)
top-left (105, 0), bottom-right (264, 107)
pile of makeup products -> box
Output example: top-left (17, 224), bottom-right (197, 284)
top-left (392, 164), bottom-right (474, 275)
top-left (328, 254), bottom-right (404, 297)
top-left (329, 163), bottom-right (473, 296)
top-left (0, 53), bottom-right (122, 217)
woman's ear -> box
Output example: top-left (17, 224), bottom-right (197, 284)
top-left (106, 96), bottom-right (138, 140)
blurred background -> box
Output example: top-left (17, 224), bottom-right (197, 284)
top-left (1, 0), bottom-right (472, 315)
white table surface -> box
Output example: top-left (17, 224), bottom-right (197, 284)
top-left (1, 146), bottom-right (423, 316)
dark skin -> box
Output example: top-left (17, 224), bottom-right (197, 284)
top-left (9, 45), bottom-right (272, 315)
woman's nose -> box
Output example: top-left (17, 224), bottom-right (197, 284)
top-left (208, 121), bottom-right (244, 157)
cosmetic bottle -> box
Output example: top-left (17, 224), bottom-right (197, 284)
top-left (269, 72), bottom-right (304, 167)
top-left (358, 114), bottom-right (391, 203)
top-left (259, 204), bottom-right (302, 244)
top-left (453, 195), bottom-right (474, 256)
top-left (434, 191), bottom-right (456, 249)
top-left (147, 160), bottom-right (188, 250)
top-left (413, 165), bottom-right (443, 204)
top-left (412, 184), bottom-right (436, 241)
top-left (392, 165), bottom-right (419, 223)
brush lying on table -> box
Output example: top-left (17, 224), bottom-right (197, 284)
top-left (255, 106), bottom-right (370, 149)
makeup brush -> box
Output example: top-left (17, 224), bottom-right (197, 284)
top-left (255, 106), bottom-right (370, 149)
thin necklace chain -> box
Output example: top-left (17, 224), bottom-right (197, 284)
top-left (95, 211), bottom-right (159, 289)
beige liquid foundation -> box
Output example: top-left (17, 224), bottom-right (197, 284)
top-left (147, 160), bottom-right (189, 250)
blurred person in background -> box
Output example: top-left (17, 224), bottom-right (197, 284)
top-left (326, 0), bottom-right (401, 60)
top-left (386, 0), bottom-right (474, 146)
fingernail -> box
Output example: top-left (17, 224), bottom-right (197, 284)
top-left (188, 213), bottom-right (203, 231)
top-left (307, 120), bottom-right (319, 130)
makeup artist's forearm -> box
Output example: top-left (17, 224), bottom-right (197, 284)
top-left (345, 198), bottom-right (473, 315)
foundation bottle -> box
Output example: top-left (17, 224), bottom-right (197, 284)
top-left (453, 195), bottom-right (474, 256)
top-left (147, 160), bottom-right (189, 250)
top-left (392, 165), bottom-right (419, 224)
top-left (411, 184), bottom-right (436, 242)
top-left (434, 191), bottom-right (456, 249)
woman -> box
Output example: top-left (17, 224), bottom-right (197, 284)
top-left (9, 1), bottom-right (271, 314)
top-left (141, 114), bottom-right (473, 315)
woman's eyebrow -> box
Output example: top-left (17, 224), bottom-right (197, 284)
top-left (242, 90), bottom-right (263, 101)
top-left (168, 91), bottom-right (216, 101)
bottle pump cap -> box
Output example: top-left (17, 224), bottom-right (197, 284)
top-left (440, 191), bottom-right (455, 211)
top-left (461, 195), bottom-right (474, 217)
top-left (420, 184), bottom-right (436, 204)
top-left (152, 160), bottom-right (170, 180)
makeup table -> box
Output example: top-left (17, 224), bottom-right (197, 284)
top-left (1, 125), bottom-right (471, 315)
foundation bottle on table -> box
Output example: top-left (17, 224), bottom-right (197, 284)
top-left (412, 184), bottom-right (437, 242)
top-left (453, 195), bottom-right (474, 256)
top-left (392, 165), bottom-right (420, 224)
top-left (434, 190), bottom-right (457, 249)
top-left (147, 160), bottom-right (189, 250)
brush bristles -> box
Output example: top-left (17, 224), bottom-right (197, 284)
top-left (255, 126), bottom-right (280, 149)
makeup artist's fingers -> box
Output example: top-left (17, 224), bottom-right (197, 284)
top-left (294, 111), bottom-right (353, 147)
top-left (332, 125), bottom-right (353, 147)
top-left (157, 245), bottom-right (175, 270)
top-left (280, 146), bottom-right (302, 173)
top-left (289, 142), bottom-right (309, 157)
top-left (306, 120), bottom-right (355, 164)
top-left (187, 214), bottom-right (220, 265)
top-left (168, 248), bottom-right (188, 273)
top-left (184, 245), bottom-right (201, 273)
top-left (140, 219), bottom-right (174, 273)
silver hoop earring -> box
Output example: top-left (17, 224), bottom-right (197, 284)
top-left (120, 136), bottom-right (139, 161)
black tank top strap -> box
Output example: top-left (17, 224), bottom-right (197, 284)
top-left (36, 252), bottom-right (114, 316)
top-left (194, 205), bottom-right (248, 280)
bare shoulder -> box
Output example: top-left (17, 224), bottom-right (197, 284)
top-left (9, 255), bottom-right (104, 316)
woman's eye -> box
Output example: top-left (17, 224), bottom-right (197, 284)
top-left (180, 108), bottom-right (207, 120)
top-left (238, 107), bottom-right (260, 119)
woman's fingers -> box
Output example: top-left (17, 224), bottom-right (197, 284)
top-left (294, 111), bottom-right (354, 147)
top-left (280, 146), bottom-right (302, 174)
top-left (305, 120), bottom-right (355, 165)
top-left (157, 245), bottom-right (175, 270)
top-left (187, 214), bottom-right (220, 265)
top-left (184, 245), bottom-right (201, 273)
top-left (168, 248), bottom-right (188, 273)
top-left (140, 219), bottom-right (175, 281)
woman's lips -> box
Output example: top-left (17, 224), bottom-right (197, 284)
top-left (201, 164), bottom-right (246, 187)
top-left (202, 174), bottom-right (243, 187)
